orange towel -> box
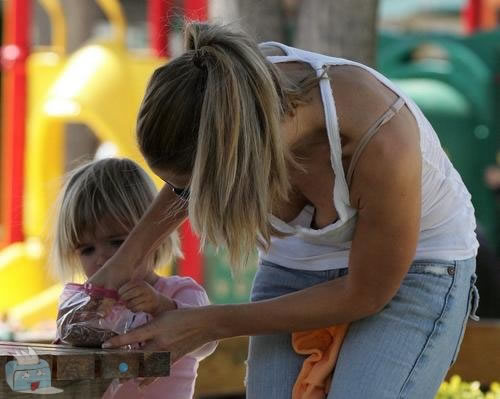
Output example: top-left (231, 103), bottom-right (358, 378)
top-left (292, 324), bottom-right (349, 399)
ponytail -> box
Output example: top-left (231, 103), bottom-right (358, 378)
top-left (138, 22), bottom-right (291, 269)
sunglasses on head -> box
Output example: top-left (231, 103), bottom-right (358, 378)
top-left (166, 182), bottom-right (190, 201)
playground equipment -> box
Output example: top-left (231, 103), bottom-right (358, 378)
top-left (0, 0), bottom-right (219, 333)
top-left (0, 0), bottom-right (67, 328)
top-left (1, 0), bottom-right (31, 247)
top-left (377, 29), bottom-right (500, 252)
top-left (0, 0), bottom-right (168, 328)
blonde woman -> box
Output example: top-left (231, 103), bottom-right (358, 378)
top-left (90, 23), bottom-right (479, 398)
top-left (52, 158), bottom-right (216, 399)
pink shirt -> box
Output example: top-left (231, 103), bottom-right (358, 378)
top-left (57, 276), bottom-right (217, 399)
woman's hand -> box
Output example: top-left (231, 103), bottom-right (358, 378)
top-left (119, 281), bottom-right (176, 315)
top-left (102, 307), bottom-right (216, 364)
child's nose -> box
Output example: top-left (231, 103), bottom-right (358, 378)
top-left (95, 251), bottom-right (111, 268)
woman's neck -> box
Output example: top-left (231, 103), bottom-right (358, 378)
top-left (285, 106), bottom-right (328, 165)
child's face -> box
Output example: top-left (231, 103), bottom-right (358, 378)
top-left (75, 222), bottom-right (129, 278)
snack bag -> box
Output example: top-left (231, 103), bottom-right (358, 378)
top-left (56, 283), bottom-right (150, 347)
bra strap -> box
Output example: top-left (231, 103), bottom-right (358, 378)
top-left (346, 97), bottom-right (405, 186)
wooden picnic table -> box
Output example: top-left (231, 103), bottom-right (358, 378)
top-left (0, 341), bottom-right (170, 398)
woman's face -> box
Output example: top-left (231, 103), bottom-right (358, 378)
top-left (152, 167), bottom-right (191, 200)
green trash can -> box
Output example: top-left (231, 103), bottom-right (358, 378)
top-left (377, 30), bottom-right (500, 252)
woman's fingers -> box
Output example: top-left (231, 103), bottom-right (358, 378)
top-left (102, 322), bottom-right (156, 348)
top-left (140, 340), bottom-right (160, 351)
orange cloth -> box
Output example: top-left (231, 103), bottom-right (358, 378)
top-left (292, 324), bottom-right (349, 399)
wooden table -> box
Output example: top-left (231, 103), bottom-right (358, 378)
top-left (0, 341), bottom-right (170, 398)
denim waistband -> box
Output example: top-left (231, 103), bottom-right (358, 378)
top-left (260, 258), bottom-right (477, 275)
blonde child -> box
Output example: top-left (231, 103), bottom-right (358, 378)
top-left (51, 158), bottom-right (217, 399)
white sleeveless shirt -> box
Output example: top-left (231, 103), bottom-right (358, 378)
top-left (258, 42), bottom-right (478, 270)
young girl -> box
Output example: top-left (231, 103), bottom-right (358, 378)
top-left (51, 158), bottom-right (217, 399)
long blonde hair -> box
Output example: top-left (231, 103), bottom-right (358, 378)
top-left (51, 158), bottom-right (181, 281)
top-left (137, 22), bottom-right (319, 269)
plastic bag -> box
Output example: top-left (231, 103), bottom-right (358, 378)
top-left (56, 283), bottom-right (150, 348)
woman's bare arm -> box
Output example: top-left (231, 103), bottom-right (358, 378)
top-left (88, 184), bottom-right (188, 289)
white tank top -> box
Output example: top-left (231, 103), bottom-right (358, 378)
top-left (259, 42), bottom-right (478, 270)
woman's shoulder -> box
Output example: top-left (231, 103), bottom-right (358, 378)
top-left (326, 64), bottom-right (416, 152)
top-left (330, 66), bottom-right (398, 129)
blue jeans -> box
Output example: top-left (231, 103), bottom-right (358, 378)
top-left (246, 258), bottom-right (479, 399)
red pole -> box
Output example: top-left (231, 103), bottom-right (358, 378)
top-left (0, 0), bottom-right (31, 246)
top-left (462, 0), bottom-right (482, 33)
top-left (184, 0), bottom-right (208, 21)
top-left (148, 0), bottom-right (172, 57)
top-left (180, 222), bottom-right (203, 285)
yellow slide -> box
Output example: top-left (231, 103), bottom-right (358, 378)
top-left (0, 0), bottom-right (168, 329)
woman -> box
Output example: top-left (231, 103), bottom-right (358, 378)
top-left (90, 22), bottom-right (479, 398)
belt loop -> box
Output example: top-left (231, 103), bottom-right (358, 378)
top-left (469, 283), bottom-right (480, 321)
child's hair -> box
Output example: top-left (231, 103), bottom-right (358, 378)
top-left (51, 158), bottom-right (181, 281)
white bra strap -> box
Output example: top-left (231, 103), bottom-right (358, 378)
top-left (346, 97), bottom-right (405, 186)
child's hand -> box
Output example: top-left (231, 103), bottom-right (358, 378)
top-left (118, 281), bottom-right (176, 315)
